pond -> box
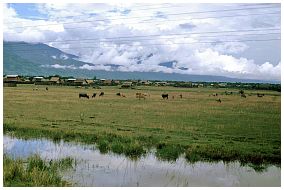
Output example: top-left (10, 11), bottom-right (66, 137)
top-left (3, 135), bottom-right (280, 187)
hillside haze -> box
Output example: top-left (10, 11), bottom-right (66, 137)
top-left (3, 41), bottom-right (276, 83)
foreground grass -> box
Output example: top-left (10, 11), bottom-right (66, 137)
top-left (3, 154), bottom-right (73, 187)
top-left (3, 85), bottom-right (281, 166)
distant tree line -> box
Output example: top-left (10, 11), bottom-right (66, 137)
top-left (3, 74), bottom-right (280, 92)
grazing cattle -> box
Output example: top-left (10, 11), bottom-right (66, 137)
top-left (142, 93), bottom-right (149, 97)
top-left (116, 92), bottom-right (126, 97)
top-left (46, 87), bottom-right (48, 91)
top-left (99, 92), bottom-right (104, 96)
top-left (172, 95), bottom-right (175, 99)
top-left (211, 93), bottom-right (218, 96)
top-left (136, 93), bottom-right (141, 98)
top-left (33, 87), bottom-right (38, 91)
top-left (216, 98), bottom-right (222, 103)
top-left (257, 93), bottom-right (264, 97)
top-left (179, 94), bottom-right (183, 99)
top-left (136, 92), bottom-right (146, 100)
top-left (92, 93), bottom-right (97, 98)
top-left (241, 94), bottom-right (246, 98)
top-left (79, 93), bottom-right (89, 99)
top-left (225, 91), bottom-right (233, 95)
top-left (162, 94), bottom-right (169, 99)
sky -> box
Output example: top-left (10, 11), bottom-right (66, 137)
top-left (3, 3), bottom-right (281, 81)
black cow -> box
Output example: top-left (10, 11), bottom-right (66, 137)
top-left (92, 93), bottom-right (97, 98)
top-left (162, 94), bottom-right (169, 99)
top-left (216, 98), bottom-right (222, 103)
top-left (116, 92), bottom-right (121, 96)
top-left (46, 87), bottom-right (48, 91)
top-left (99, 92), bottom-right (104, 96)
top-left (79, 93), bottom-right (89, 99)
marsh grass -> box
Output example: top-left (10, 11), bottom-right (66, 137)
top-left (3, 154), bottom-right (73, 187)
top-left (3, 85), bottom-right (281, 166)
top-left (156, 143), bottom-right (185, 161)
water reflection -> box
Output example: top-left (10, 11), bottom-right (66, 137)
top-left (3, 135), bottom-right (280, 187)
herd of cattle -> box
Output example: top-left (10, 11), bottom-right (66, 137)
top-left (79, 92), bottom-right (104, 99)
top-left (77, 91), bottom-right (266, 102)
top-left (210, 91), bottom-right (265, 103)
top-left (34, 86), bottom-right (266, 102)
top-left (78, 92), bottom-right (174, 100)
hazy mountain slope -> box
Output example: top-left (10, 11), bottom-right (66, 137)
top-left (3, 41), bottom-right (277, 83)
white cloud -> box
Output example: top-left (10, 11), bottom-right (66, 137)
top-left (43, 64), bottom-right (77, 69)
top-left (3, 4), bottom-right (17, 18)
top-left (3, 3), bottom-right (281, 81)
top-left (79, 64), bottom-right (112, 71)
top-left (212, 42), bottom-right (249, 54)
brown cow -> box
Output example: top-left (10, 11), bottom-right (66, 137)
top-left (136, 92), bottom-right (146, 100)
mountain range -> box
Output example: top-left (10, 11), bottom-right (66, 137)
top-left (3, 41), bottom-right (278, 83)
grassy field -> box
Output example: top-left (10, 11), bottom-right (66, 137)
top-left (4, 154), bottom-right (73, 186)
top-left (3, 84), bottom-right (281, 166)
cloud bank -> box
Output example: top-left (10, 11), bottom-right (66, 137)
top-left (3, 3), bottom-right (281, 81)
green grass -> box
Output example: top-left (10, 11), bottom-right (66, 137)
top-left (156, 143), bottom-right (185, 161)
top-left (3, 85), bottom-right (281, 165)
top-left (3, 154), bottom-right (73, 187)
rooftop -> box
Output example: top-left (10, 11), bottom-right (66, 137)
top-left (6, 75), bottom-right (19, 78)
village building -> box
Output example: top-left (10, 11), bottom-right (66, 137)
top-left (113, 80), bottom-right (120, 85)
top-left (218, 83), bottom-right (227, 87)
top-left (49, 76), bottom-right (61, 85)
top-left (140, 80), bottom-right (152, 86)
top-left (4, 75), bottom-right (20, 82)
top-left (120, 81), bottom-right (133, 88)
top-left (33, 76), bottom-right (49, 85)
top-left (155, 81), bottom-right (168, 86)
top-left (33, 76), bottom-right (44, 82)
top-left (67, 78), bottom-right (76, 82)
top-left (85, 79), bottom-right (94, 85)
top-left (3, 75), bottom-right (19, 87)
top-left (103, 80), bottom-right (112, 86)
top-left (74, 79), bottom-right (87, 86)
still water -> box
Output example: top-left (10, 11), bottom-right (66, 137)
top-left (3, 135), bottom-right (280, 187)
